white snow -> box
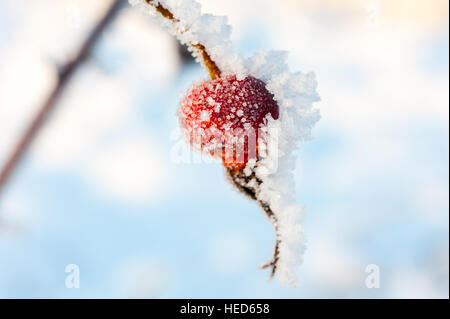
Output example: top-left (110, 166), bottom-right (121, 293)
top-left (129, 0), bottom-right (321, 286)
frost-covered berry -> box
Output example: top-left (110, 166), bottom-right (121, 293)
top-left (178, 75), bottom-right (279, 169)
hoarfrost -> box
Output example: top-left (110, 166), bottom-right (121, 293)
top-left (129, 0), bottom-right (321, 286)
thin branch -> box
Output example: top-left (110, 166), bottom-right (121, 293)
top-left (0, 0), bottom-right (124, 196)
top-left (226, 167), bottom-right (281, 278)
top-left (144, 0), bottom-right (221, 79)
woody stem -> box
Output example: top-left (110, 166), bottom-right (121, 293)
top-left (144, 0), bottom-right (221, 79)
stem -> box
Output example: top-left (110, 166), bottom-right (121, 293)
top-left (226, 167), bottom-right (281, 278)
top-left (144, 0), bottom-right (221, 79)
top-left (0, 0), bottom-right (124, 196)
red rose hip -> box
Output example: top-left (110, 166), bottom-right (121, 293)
top-left (178, 75), bottom-right (279, 169)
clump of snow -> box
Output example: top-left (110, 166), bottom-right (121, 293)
top-left (129, 0), bottom-right (320, 286)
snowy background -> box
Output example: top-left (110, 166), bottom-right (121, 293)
top-left (0, 0), bottom-right (448, 298)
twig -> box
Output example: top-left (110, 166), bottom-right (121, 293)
top-left (226, 167), bottom-right (281, 278)
top-left (0, 0), bottom-right (124, 196)
top-left (144, 0), bottom-right (221, 79)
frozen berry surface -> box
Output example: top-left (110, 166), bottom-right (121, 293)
top-left (178, 75), bottom-right (279, 168)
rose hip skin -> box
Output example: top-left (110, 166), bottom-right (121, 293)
top-left (178, 75), bottom-right (279, 169)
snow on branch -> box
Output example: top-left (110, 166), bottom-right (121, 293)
top-left (139, 0), bottom-right (222, 79)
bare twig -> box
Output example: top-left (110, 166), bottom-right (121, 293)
top-left (0, 0), bottom-right (124, 196)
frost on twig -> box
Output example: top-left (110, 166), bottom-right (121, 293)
top-left (226, 167), bottom-right (281, 278)
top-left (130, 0), bottom-right (321, 285)
top-left (140, 0), bottom-right (221, 79)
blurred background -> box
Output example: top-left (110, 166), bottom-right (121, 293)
top-left (0, 0), bottom-right (448, 298)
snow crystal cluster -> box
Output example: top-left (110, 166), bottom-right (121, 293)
top-left (129, 0), bottom-right (321, 286)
